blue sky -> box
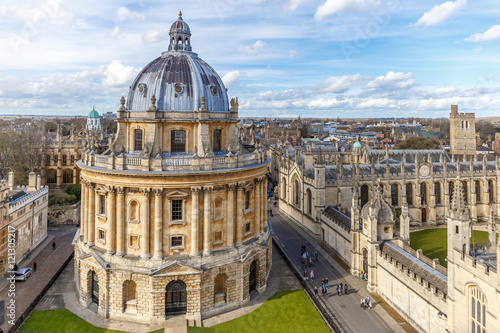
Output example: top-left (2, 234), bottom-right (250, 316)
top-left (1, 0), bottom-right (500, 118)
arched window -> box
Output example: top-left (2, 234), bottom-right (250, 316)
top-left (307, 189), bottom-right (312, 215)
top-left (70, 155), bottom-right (75, 164)
top-left (213, 129), bottom-right (222, 151)
top-left (63, 170), bottom-right (72, 184)
top-left (134, 129), bottom-right (143, 151)
top-left (406, 183), bottom-right (413, 206)
top-left (171, 130), bottom-right (186, 153)
top-left (123, 280), bottom-right (137, 313)
top-left (54, 155), bottom-right (58, 165)
top-left (214, 274), bottom-right (227, 305)
top-left (462, 181), bottom-right (469, 204)
top-left (129, 200), bottom-right (139, 221)
top-left (475, 180), bottom-right (481, 203)
top-left (449, 181), bottom-right (455, 203)
top-left (391, 183), bottom-right (399, 206)
top-left (420, 182), bottom-right (427, 205)
top-left (62, 155), bottom-right (67, 165)
top-left (46, 155), bottom-right (51, 166)
top-left (361, 185), bottom-right (369, 208)
top-left (47, 170), bottom-right (56, 184)
top-left (435, 182), bottom-right (442, 205)
top-left (488, 180), bottom-right (494, 203)
top-left (165, 280), bottom-right (187, 315)
top-left (470, 286), bottom-right (486, 333)
top-left (294, 180), bottom-right (300, 206)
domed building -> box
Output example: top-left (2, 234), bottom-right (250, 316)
top-left (87, 107), bottom-right (101, 132)
top-left (74, 13), bottom-right (271, 324)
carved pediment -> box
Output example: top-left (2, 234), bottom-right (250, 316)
top-left (165, 190), bottom-right (189, 198)
top-left (80, 251), bottom-right (109, 270)
top-left (150, 261), bottom-right (201, 276)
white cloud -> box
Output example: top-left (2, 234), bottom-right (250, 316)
top-left (316, 74), bottom-right (366, 93)
top-left (222, 70), bottom-right (244, 88)
top-left (115, 7), bottom-right (145, 22)
top-left (106, 26), bottom-right (121, 39)
top-left (315, 0), bottom-right (379, 20)
top-left (465, 24), bottom-right (500, 42)
top-left (357, 98), bottom-right (395, 108)
top-left (238, 40), bottom-right (266, 55)
top-left (142, 27), bottom-right (169, 44)
top-left (289, 50), bottom-right (298, 58)
top-left (285, 0), bottom-right (311, 11)
top-left (101, 60), bottom-right (139, 89)
top-left (365, 71), bottom-right (415, 90)
top-left (415, 0), bottom-right (466, 27)
top-left (258, 88), bottom-right (308, 101)
top-left (308, 98), bottom-right (347, 108)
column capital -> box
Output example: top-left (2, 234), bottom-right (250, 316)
top-left (116, 186), bottom-right (125, 195)
top-left (203, 186), bottom-right (213, 194)
top-left (107, 186), bottom-right (116, 194)
top-left (153, 188), bottom-right (163, 196)
top-left (141, 188), bottom-right (151, 196)
top-left (228, 183), bottom-right (237, 191)
top-left (237, 182), bottom-right (247, 190)
top-left (191, 186), bottom-right (202, 194)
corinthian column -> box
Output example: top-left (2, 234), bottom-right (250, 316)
top-left (236, 183), bottom-right (245, 245)
top-left (191, 187), bottom-right (201, 256)
top-left (141, 189), bottom-right (150, 259)
top-left (262, 177), bottom-right (268, 232)
top-left (226, 184), bottom-right (236, 248)
top-left (153, 189), bottom-right (163, 259)
top-left (88, 183), bottom-right (95, 246)
top-left (255, 179), bottom-right (261, 237)
top-left (116, 187), bottom-right (125, 256)
top-left (106, 187), bottom-right (116, 254)
top-left (81, 181), bottom-right (87, 242)
top-left (203, 186), bottom-right (213, 256)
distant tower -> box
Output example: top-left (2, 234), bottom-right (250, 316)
top-left (450, 105), bottom-right (475, 157)
top-left (86, 107), bottom-right (101, 132)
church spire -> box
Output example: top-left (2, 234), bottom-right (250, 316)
top-left (450, 180), bottom-right (468, 219)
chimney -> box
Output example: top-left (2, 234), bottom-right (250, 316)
top-left (7, 171), bottom-right (14, 189)
top-left (36, 174), bottom-right (41, 190)
top-left (28, 172), bottom-right (36, 191)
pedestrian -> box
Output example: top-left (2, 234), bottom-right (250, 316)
top-left (336, 285), bottom-right (340, 296)
top-left (33, 262), bottom-right (37, 273)
top-left (344, 283), bottom-right (349, 295)
top-left (310, 270), bottom-right (314, 281)
top-left (314, 250), bottom-right (319, 262)
top-left (361, 297), bottom-right (365, 308)
top-left (305, 251), bottom-right (309, 259)
top-left (303, 270), bottom-right (308, 281)
top-left (325, 277), bottom-right (328, 289)
top-left (301, 243), bottom-right (306, 254)
top-left (308, 257), bottom-right (312, 268)
top-left (322, 285), bottom-right (326, 298)
top-left (339, 282), bottom-right (343, 295)
top-left (52, 241), bottom-right (56, 250)
top-left (321, 277), bottom-right (324, 287)
top-left (366, 296), bottom-right (372, 309)
top-left (314, 286), bottom-right (318, 298)
top-left (313, 257), bottom-right (317, 267)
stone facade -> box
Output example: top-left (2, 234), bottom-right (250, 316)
top-left (450, 104), bottom-right (476, 156)
top-left (74, 14), bottom-right (271, 324)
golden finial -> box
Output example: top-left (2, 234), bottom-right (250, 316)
top-left (179, 10), bottom-right (182, 18)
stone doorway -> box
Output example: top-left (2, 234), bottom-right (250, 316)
top-left (91, 271), bottom-right (99, 305)
top-left (421, 208), bottom-right (427, 223)
top-left (165, 280), bottom-right (187, 316)
top-left (249, 261), bottom-right (257, 294)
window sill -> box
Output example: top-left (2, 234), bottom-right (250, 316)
top-left (171, 246), bottom-right (185, 251)
top-left (97, 214), bottom-right (107, 221)
top-left (169, 220), bottom-right (186, 226)
top-left (128, 219), bottom-right (140, 224)
top-left (244, 209), bottom-right (252, 215)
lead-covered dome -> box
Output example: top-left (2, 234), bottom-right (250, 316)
top-left (126, 12), bottom-right (229, 113)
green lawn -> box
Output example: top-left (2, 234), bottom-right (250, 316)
top-left (410, 228), bottom-right (488, 267)
top-left (19, 309), bottom-right (163, 333)
top-left (188, 290), bottom-right (330, 333)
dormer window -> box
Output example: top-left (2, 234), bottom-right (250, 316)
top-left (134, 129), bottom-right (143, 151)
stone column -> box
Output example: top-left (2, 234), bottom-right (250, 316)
top-left (203, 186), bottom-right (212, 256)
top-left (141, 189), bottom-right (150, 259)
top-left (153, 189), bottom-right (163, 259)
top-left (190, 187), bottom-right (201, 256)
top-left (116, 187), bottom-right (125, 256)
top-left (88, 184), bottom-right (95, 246)
top-left (254, 180), bottom-right (261, 237)
top-left (106, 187), bottom-right (116, 254)
top-left (236, 183), bottom-right (245, 245)
top-left (226, 184), bottom-right (236, 248)
top-left (262, 177), bottom-right (267, 232)
top-left (56, 152), bottom-right (62, 186)
top-left (81, 181), bottom-right (87, 242)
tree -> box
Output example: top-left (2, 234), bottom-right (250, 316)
top-left (44, 121), bottom-right (57, 132)
top-left (300, 123), bottom-right (310, 138)
top-left (396, 137), bottom-right (440, 149)
top-left (65, 184), bottom-right (81, 201)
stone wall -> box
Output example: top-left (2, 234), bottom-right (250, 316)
top-left (320, 212), bottom-right (351, 265)
top-left (48, 202), bottom-right (80, 225)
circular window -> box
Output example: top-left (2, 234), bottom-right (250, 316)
top-left (138, 83), bottom-right (147, 96)
top-left (175, 84), bottom-right (184, 94)
top-left (211, 86), bottom-right (218, 95)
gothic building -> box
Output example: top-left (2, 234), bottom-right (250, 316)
top-left (74, 13), bottom-right (271, 324)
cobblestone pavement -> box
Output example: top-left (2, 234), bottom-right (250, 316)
top-left (269, 202), bottom-right (407, 333)
top-left (0, 225), bottom-right (76, 332)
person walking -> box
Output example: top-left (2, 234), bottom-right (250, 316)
top-left (33, 262), bottom-right (37, 274)
top-left (308, 257), bottom-right (312, 268)
top-left (52, 241), bottom-right (56, 251)
top-left (339, 282), bottom-right (343, 295)
top-left (303, 270), bottom-right (308, 281)
top-left (314, 250), bottom-right (319, 262)
top-left (313, 257), bottom-right (317, 268)
top-left (325, 277), bottom-right (328, 290)
top-left (366, 296), bottom-right (372, 309)
top-left (344, 283), bottom-right (349, 295)
top-left (314, 286), bottom-right (318, 298)
top-left (322, 285), bottom-right (326, 298)
top-left (310, 270), bottom-right (314, 281)
top-left (336, 284), bottom-right (340, 296)
top-left (321, 277), bottom-right (324, 288)
top-left (361, 297), bottom-right (365, 308)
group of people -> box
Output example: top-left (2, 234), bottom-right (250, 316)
top-left (314, 277), bottom-right (330, 298)
top-left (361, 296), bottom-right (372, 309)
top-left (336, 282), bottom-right (348, 296)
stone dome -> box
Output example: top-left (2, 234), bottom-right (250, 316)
top-left (126, 13), bottom-right (229, 113)
top-left (88, 107), bottom-right (99, 118)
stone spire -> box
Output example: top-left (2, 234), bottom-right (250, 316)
top-left (450, 179), bottom-right (469, 220)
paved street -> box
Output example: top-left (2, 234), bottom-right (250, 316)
top-left (0, 225), bottom-right (76, 332)
top-left (270, 202), bottom-right (406, 333)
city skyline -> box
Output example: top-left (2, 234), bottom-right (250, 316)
top-left (1, 0), bottom-right (500, 118)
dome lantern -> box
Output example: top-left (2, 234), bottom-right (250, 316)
top-left (168, 10), bottom-right (192, 52)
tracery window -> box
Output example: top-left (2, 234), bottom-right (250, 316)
top-left (406, 183), bottom-right (413, 206)
top-left (476, 180), bottom-right (481, 203)
top-left (462, 181), bottom-right (469, 204)
top-left (420, 182), bottom-right (427, 205)
top-left (391, 183), bottom-right (398, 206)
top-left (488, 180), bottom-right (494, 203)
top-left (435, 182), bottom-right (442, 205)
top-left (294, 180), bottom-right (300, 206)
top-left (470, 286), bottom-right (486, 333)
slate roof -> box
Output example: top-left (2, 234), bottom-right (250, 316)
top-left (323, 205), bottom-right (351, 230)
